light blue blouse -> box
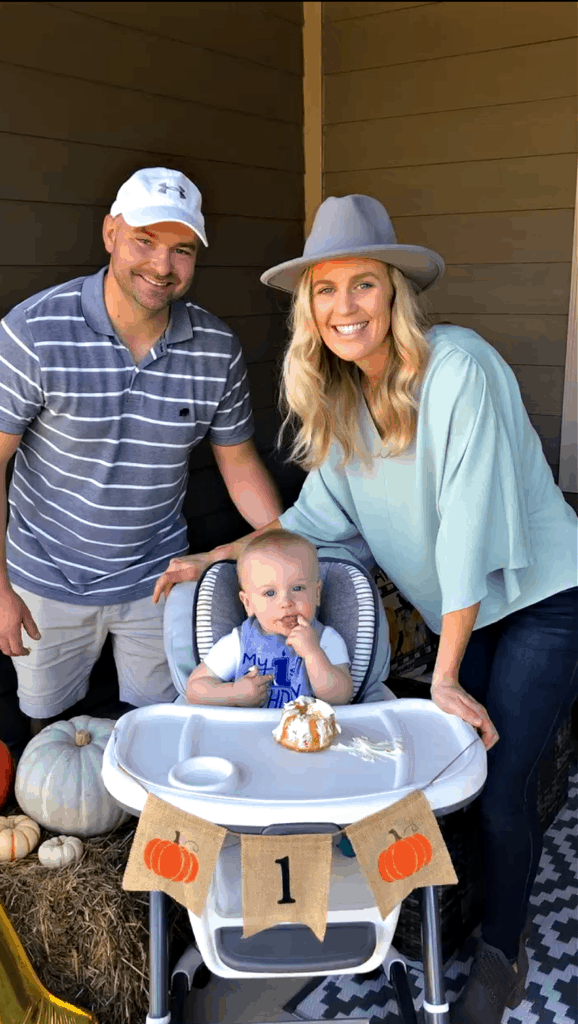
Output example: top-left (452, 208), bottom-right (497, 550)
top-left (279, 325), bottom-right (577, 634)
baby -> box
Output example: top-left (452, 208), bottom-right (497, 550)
top-left (186, 529), bottom-right (353, 708)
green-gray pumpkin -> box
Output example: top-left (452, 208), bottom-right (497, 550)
top-left (15, 716), bottom-right (131, 837)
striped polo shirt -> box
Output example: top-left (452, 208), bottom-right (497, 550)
top-left (0, 267), bottom-right (254, 604)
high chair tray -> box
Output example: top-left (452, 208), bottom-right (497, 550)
top-left (105, 699), bottom-right (486, 826)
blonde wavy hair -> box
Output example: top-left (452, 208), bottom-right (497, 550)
top-left (278, 262), bottom-right (432, 470)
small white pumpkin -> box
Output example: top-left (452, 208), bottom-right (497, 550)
top-left (38, 834), bottom-right (83, 868)
top-left (15, 715), bottom-right (132, 838)
top-left (0, 814), bottom-right (41, 861)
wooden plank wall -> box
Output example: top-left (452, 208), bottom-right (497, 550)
top-left (0, 0), bottom-right (305, 550)
top-left (323, 1), bottom-right (577, 482)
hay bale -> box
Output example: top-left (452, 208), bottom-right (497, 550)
top-left (0, 800), bottom-right (191, 1024)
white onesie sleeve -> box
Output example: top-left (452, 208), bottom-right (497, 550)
top-left (320, 626), bottom-right (350, 665)
top-left (203, 629), bottom-right (243, 681)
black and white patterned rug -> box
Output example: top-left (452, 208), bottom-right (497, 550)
top-left (286, 768), bottom-right (577, 1024)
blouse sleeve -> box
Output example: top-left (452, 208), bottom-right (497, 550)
top-left (427, 348), bottom-right (532, 614)
top-left (279, 463), bottom-right (362, 548)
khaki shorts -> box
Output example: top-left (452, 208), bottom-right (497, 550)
top-left (11, 586), bottom-right (177, 718)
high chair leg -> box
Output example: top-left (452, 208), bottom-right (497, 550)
top-left (383, 947), bottom-right (419, 1024)
top-left (420, 887), bottom-right (449, 1024)
top-left (147, 891), bottom-right (171, 1024)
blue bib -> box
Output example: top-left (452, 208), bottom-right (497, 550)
top-left (239, 617), bottom-right (324, 709)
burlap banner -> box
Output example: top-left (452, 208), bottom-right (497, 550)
top-left (123, 789), bottom-right (458, 937)
top-left (240, 832), bottom-right (334, 941)
top-left (122, 793), bottom-right (227, 914)
top-left (344, 789), bottom-right (458, 921)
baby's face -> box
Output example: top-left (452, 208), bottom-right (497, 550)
top-left (239, 546), bottom-right (321, 637)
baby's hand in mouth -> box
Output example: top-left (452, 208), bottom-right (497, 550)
top-left (286, 615), bottom-right (320, 657)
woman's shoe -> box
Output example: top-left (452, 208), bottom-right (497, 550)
top-left (451, 932), bottom-right (529, 1024)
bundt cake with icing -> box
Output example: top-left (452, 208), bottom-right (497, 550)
top-left (272, 696), bottom-right (341, 752)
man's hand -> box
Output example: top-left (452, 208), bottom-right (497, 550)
top-left (0, 586), bottom-right (41, 656)
top-left (286, 615), bottom-right (321, 659)
top-left (430, 676), bottom-right (499, 750)
top-left (231, 665), bottom-right (273, 707)
top-left (153, 553), bottom-right (214, 603)
top-left (153, 520), bottom-right (284, 605)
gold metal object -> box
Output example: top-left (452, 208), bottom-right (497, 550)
top-left (0, 899), bottom-right (97, 1023)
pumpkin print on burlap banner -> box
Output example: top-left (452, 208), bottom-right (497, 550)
top-left (144, 830), bottom-right (199, 884)
top-left (123, 793), bottom-right (226, 914)
top-left (345, 789), bottom-right (458, 922)
top-left (378, 827), bottom-right (433, 882)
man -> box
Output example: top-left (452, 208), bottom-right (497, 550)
top-left (0, 167), bottom-right (282, 733)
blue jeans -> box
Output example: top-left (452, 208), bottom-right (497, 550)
top-left (459, 586), bottom-right (578, 958)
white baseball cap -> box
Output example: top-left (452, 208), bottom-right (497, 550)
top-left (110, 168), bottom-right (208, 247)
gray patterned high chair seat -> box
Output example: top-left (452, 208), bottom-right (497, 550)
top-left (163, 556), bottom-right (394, 703)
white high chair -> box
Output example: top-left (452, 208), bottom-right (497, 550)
top-left (101, 556), bottom-right (487, 1024)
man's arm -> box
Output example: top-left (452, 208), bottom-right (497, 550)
top-left (0, 431), bottom-right (41, 655)
top-left (211, 438), bottom-right (282, 528)
top-left (152, 439), bottom-right (282, 603)
top-left (0, 432), bottom-right (21, 590)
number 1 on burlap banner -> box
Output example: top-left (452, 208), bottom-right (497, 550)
top-left (240, 832), bottom-right (334, 940)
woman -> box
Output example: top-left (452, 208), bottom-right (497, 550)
top-left (154, 195), bottom-right (577, 1024)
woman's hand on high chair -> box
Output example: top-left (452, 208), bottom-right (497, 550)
top-left (430, 603), bottom-right (499, 750)
top-left (430, 676), bottom-right (499, 750)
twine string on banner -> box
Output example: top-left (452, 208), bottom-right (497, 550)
top-left (330, 735), bottom-right (482, 837)
top-left (419, 736), bottom-right (481, 795)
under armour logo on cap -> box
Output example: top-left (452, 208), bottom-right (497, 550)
top-left (110, 168), bottom-right (208, 247)
top-left (158, 183), bottom-right (186, 199)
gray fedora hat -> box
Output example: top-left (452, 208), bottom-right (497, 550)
top-left (261, 194), bottom-right (444, 293)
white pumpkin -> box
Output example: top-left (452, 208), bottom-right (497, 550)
top-left (0, 814), bottom-right (41, 861)
top-left (15, 716), bottom-right (131, 838)
top-left (38, 834), bottom-right (83, 868)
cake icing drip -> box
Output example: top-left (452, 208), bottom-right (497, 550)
top-left (331, 736), bottom-right (404, 762)
top-left (272, 696), bottom-right (341, 752)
